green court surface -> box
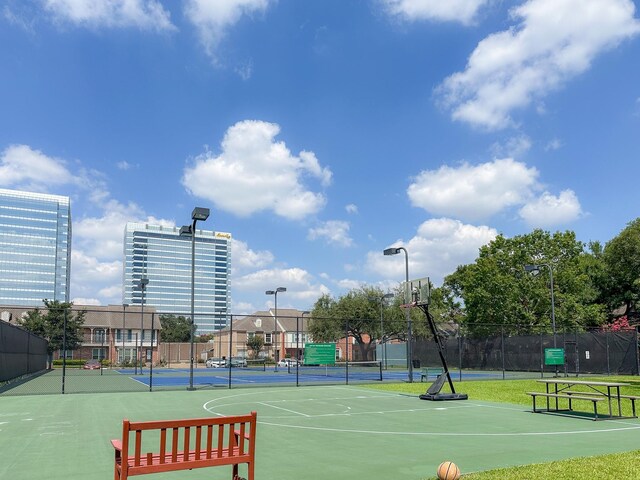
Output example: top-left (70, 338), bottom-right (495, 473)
top-left (1, 385), bottom-right (639, 479)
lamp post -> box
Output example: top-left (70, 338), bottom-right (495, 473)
top-left (137, 278), bottom-right (149, 375)
top-left (265, 287), bottom-right (286, 371)
top-left (525, 263), bottom-right (557, 375)
top-left (122, 303), bottom-right (128, 366)
top-left (300, 310), bottom-right (310, 362)
top-left (383, 246), bottom-right (413, 382)
top-left (180, 207), bottom-right (210, 391)
top-left (378, 293), bottom-right (394, 369)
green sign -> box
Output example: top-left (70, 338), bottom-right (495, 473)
top-left (304, 343), bottom-right (336, 365)
top-left (544, 348), bottom-right (565, 366)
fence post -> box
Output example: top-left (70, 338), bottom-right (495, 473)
top-left (606, 329), bottom-right (610, 376)
top-left (501, 326), bottom-right (505, 380)
top-left (458, 325), bottom-right (462, 383)
top-left (540, 332), bottom-right (544, 378)
top-left (636, 326), bottom-right (639, 376)
top-left (62, 309), bottom-right (67, 394)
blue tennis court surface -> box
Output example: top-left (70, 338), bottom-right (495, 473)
top-left (115, 367), bottom-right (516, 388)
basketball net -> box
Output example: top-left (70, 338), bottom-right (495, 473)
top-left (399, 301), bottom-right (417, 310)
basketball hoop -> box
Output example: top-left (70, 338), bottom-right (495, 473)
top-left (400, 301), bottom-right (417, 310)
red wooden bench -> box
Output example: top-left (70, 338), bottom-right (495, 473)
top-left (111, 411), bottom-right (257, 480)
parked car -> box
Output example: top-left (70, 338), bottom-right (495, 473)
top-left (278, 358), bottom-right (299, 368)
top-left (230, 357), bottom-right (247, 368)
top-left (205, 358), bottom-right (227, 368)
top-left (83, 359), bottom-right (101, 370)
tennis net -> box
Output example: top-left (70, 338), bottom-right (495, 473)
top-left (287, 361), bottom-right (383, 381)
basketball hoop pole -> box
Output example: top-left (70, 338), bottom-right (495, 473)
top-left (419, 303), bottom-right (457, 394)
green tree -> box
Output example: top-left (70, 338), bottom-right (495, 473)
top-left (444, 229), bottom-right (606, 336)
top-left (159, 315), bottom-right (191, 342)
top-left (246, 335), bottom-right (265, 359)
top-left (602, 218), bottom-right (640, 320)
top-left (19, 300), bottom-right (86, 367)
top-left (309, 286), bottom-right (407, 361)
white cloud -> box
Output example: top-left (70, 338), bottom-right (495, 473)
top-left (368, 218), bottom-right (498, 285)
top-left (231, 239), bottom-right (275, 272)
top-left (117, 160), bottom-right (135, 170)
top-left (544, 138), bottom-right (563, 151)
top-left (345, 204), bottom-right (358, 214)
top-left (70, 250), bottom-right (122, 304)
top-left (182, 120), bottom-right (332, 220)
top-left (490, 134), bottom-right (532, 158)
top-left (234, 267), bottom-right (330, 309)
top-left (308, 220), bottom-right (353, 247)
top-left (184, 0), bottom-right (273, 60)
top-left (436, 0), bottom-right (640, 130)
top-left (43, 0), bottom-right (176, 31)
top-left (0, 144), bottom-right (75, 191)
top-left (519, 190), bottom-right (582, 227)
top-left (382, 0), bottom-right (490, 25)
top-left (407, 158), bottom-right (538, 220)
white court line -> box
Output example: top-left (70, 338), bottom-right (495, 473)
top-left (202, 386), bottom-right (640, 437)
top-left (258, 401), bottom-right (310, 417)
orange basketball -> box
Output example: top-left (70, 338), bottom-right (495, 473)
top-left (437, 461), bottom-right (460, 480)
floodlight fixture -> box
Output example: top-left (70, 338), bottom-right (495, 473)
top-left (191, 207), bottom-right (210, 221)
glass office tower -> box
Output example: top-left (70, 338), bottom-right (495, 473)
top-left (0, 188), bottom-right (71, 306)
top-left (123, 223), bottom-right (231, 334)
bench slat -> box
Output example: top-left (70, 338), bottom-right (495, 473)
top-left (159, 428), bottom-right (166, 465)
top-left (526, 392), bottom-right (605, 401)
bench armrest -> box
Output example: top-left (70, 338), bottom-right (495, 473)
top-left (111, 439), bottom-right (122, 451)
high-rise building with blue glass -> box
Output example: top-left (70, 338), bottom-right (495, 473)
top-left (123, 223), bottom-right (231, 334)
top-left (0, 188), bottom-right (71, 306)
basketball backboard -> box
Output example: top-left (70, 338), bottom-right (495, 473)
top-left (402, 277), bottom-right (430, 305)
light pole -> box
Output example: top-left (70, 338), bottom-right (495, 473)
top-left (300, 310), bottom-right (310, 361)
top-left (266, 287), bottom-right (286, 371)
top-left (377, 293), bottom-right (394, 369)
top-left (524, 264), bottom-right (556, 346)
top-left (137, 278), bottom-right (148, 375)
top-left (384, 246), bottom-right (413, 382)
top-left (122, 303), bottom-right (128, 366)
top-left (180, 207), bottom-right (210, 391)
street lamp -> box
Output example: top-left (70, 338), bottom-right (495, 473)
top-left (377, 293), bottom-right (394, 369)
top-left (137, 278), bottom-right (148, 375)
top-left (266, 287), bottom-right (286, 371)
top-left (300, 310), bottom-right (310, 362)
top-left (525, 263), bottom-right (558, 375)
top-left (383, 246), bottom-right (414, 382)
top-left (180, 207), bottom-right (210, 391)
top-left (524, 264), bottom-right (557, 346)
top-left (122, 303), bottom-right (128, 366)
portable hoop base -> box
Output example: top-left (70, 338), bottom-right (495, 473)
top-left (419, 393), bottom-right (468, 401)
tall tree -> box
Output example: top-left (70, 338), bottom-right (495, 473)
top-left (309, 286), bottom-right (406, 361)
top-left (19, 300), bottom-right (86, 367)
top-left (246, 335), bottom-right (264, 359)
top-left (445, 229), bottom-right (606, 336)
top-left (159, 314), bottom-right (191, 342)
top-left (602, 218), bottom-right (640, 320)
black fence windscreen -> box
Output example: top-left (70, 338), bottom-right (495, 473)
top-left (1, 308), bottom-right (638, 397)
top-left (0, 320), bottom-right (48, 383)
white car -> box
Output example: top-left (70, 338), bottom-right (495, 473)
top-left (278, 358), bottom-right (299, 368)
top-left (205, 358), bottom-right (227, 368)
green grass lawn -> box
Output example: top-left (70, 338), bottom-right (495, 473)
top-left (367, 376), bottom-right (640, 479)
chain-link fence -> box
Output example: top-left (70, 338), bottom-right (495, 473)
top-left (1, 307), bottom-right (638, 396)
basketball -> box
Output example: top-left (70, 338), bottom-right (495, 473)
top-left (437, 461), bottom-right (460, 480)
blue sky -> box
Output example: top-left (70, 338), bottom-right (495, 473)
top-left (1, 0), bottom-right (639, 314)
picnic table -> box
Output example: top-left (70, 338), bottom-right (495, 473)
top-left (528, 378), bottom-right (638, 420)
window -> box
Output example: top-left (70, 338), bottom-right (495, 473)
top-left (92, 348), bottom-right (105, 360)
top-left (58, 349), bottom-right (73, 359)
top-left (265, 333), bottom-right (272, 344)
top-left (94, 329), bottom-right (105, 343)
